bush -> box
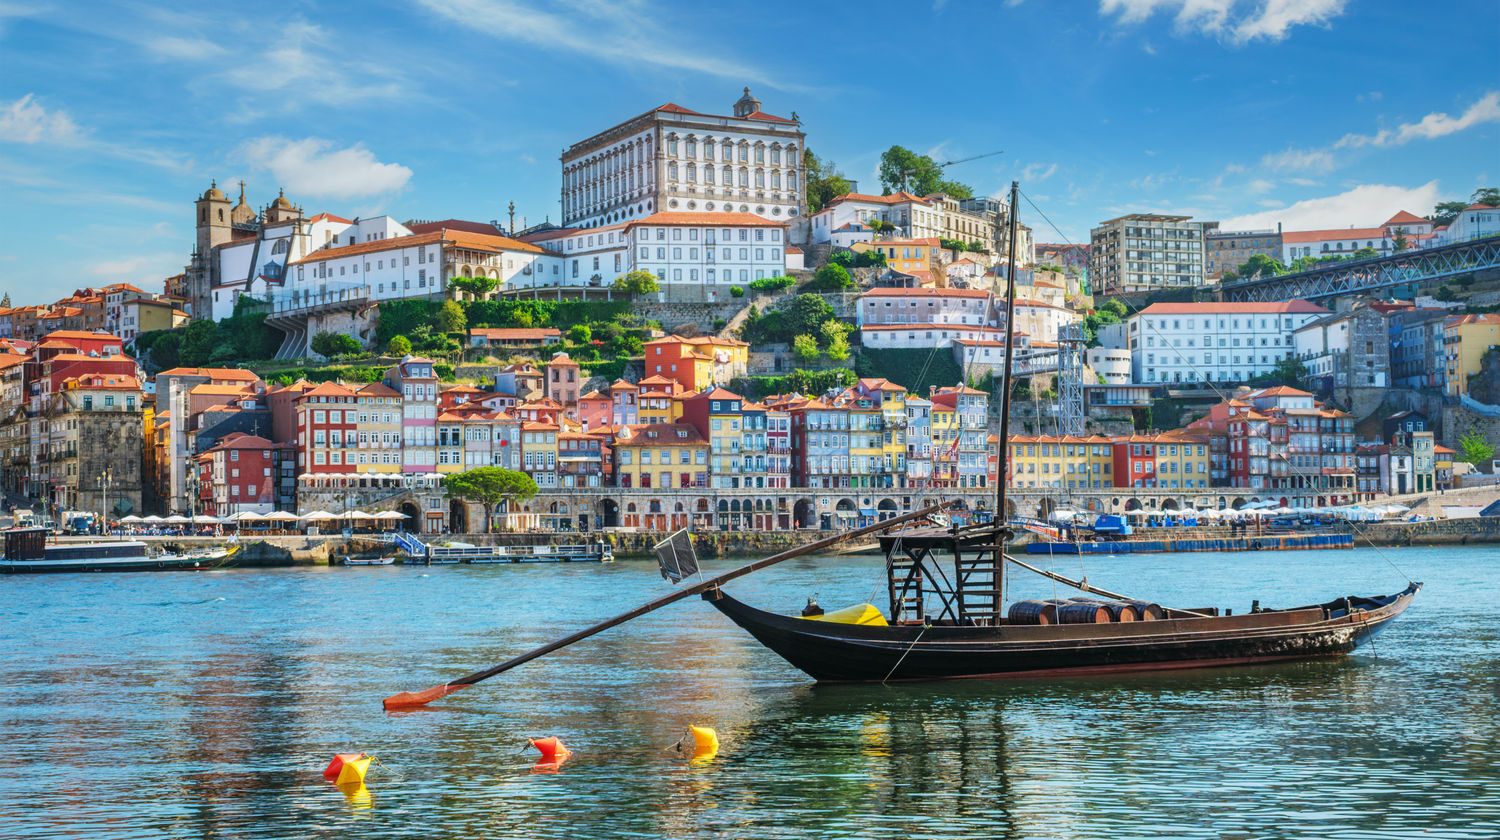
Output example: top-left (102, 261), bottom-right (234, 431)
top-left (853, 249), bottom-right (887, 268)
top-left (568, 324), bottom-right (592, 344)
top-left (312, 331), bottom-right (363, 358)
top-left (434, 363), bottom-right (456, 381)
top-left (731, 368), bottom-right (855, 399)
top-left (792, 334), bottom-right (820, 361)
top-left (809, 263), bottom-right (854, 291)
top-left (749, 275), bottom-right (797, 293)
top-left (712, 317), bottom-right (727, 331)
top-left (614, 270), bottom-right (660, 295)
top-left (388, 335), bottom-right (412, 355)
top-left (829, 250), bottom-right (855, 268)
top-left (729, 286), bottom-right (745, 298)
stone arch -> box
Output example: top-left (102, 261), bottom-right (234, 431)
top-left (1124, 497), bottom-right (1143, 512)
top-left (398, 501), bottom-right (420, 531)
top-left (1161, 498), bottom-right (1180, 511)
top-left (793, 499), bottom-right (815, 528)
top-left (1231, 498), bottom-right (1247, 510)
top-left (877, 498), bottom-right (898, 521)
top-left (448, 498), bottom-right (469, 533)
top-left (1038, 497), bottom-right (1056, 519)
top-left (598, 499), bottom-right (619, 528)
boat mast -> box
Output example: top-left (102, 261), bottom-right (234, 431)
top-left (995, 181), bottom-right (1021, 607)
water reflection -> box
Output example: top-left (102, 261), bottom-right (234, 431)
top-left (0, 550), bottom-right (1495, 839)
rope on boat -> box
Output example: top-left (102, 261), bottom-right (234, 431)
top-left (882, 621), bottom-right (932, 685)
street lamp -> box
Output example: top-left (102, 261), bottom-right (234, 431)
top-left (96, 467), bottom-right (113, 535)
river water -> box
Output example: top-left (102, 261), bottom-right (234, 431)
top-left (1, 545), bottom-right (1495, 839)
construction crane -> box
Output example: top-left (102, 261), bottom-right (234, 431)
top-left (899, 149), bottom-right (1004, 193)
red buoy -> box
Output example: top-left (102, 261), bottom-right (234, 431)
top-left (323, 753), bottom-right (368, 782)
top-left (529, 737), bottom-right (572, 763)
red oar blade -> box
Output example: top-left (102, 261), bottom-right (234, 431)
top-left (383, 683), bottom-right (466, 710)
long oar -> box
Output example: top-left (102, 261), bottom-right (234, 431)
top-left (383, 502), bottom-right (952, 710)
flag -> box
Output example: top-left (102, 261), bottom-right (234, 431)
top-left (947, 432), bottom-right (962, 459)
top-left (654, 529), bottom-right (699, 584)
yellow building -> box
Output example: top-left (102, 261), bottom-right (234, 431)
top-left (1444, 313), bottom-right (1500, 397)
top-left (611, 423), bottom-right (708, 490)
top-left (355, 383), bottom-right (403, 474)
top-left (1152, 432), bottom-right (1211, 490)
top-left (838, 388), bottom-right (885, 489)
top-left (120, 298), bottom-right (189, 344)
top-left (860, 379), bottom-right (908, 478)
top-left (642, 335), bottom-right (750, 391)
top-left (521, 421), bottom-right (559, 486)
top-left (854, 237), bottom-right (943, 283)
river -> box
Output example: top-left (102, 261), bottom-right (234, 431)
top-left (1, 545), bottom-right (1495, 839)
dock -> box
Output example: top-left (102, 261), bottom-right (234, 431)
top-left (1026, 532), bottom-right (1353, 554)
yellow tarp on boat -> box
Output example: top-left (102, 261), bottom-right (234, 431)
top-left (802, 603), bottom-right (888, 626)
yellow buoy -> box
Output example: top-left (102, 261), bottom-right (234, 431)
top-left (689, 725), bottom-right (719, 762)
top-left (336, 754), bottom-right (373, 786)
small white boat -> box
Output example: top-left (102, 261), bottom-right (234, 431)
top-left (342, 556), bottom-right (395, 566)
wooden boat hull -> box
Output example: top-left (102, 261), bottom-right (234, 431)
top-left (0, 549), bottom-right (233, 574)
top-left (703, 583), bottom-right (1420, 682)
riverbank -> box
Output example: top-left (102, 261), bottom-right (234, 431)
top-left (116, 516), bottom-right (1500, 568)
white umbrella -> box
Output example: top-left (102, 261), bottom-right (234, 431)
top-left (119, 515), bottom-right (143, 523)
top-left (347, 511), bottom-right (378, 520)
top-left (227, 511), bottom-right (263, 522)
top-left (303, 510), bottom-right (338, 521)
top-left (192, 514), bottom-right (220, 524)
top-left (163, 515), bottom-right (190, 524)
top-left (263, 510), bottom-right (300, 522)
top-left (142, 515), bottom-right (165, 523)
top-left (373, 511), bottom-right (407, 520)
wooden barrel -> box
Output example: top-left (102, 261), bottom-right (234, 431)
top-left (1101, 602), bottom-right (1139, 622)
top-left (1125, 600), bottom-right (1165, 620)
top-left (1056, 602), bottom-right (1111, 624)
top-left (1007, 600), bottom-right (1057, 625)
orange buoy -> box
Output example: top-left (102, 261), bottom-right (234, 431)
top-left (323, 753), bottom-right (369, 782)
top-left (688, 725), bottom-right (719, 762)
top-left (529, 737), bottom-right (572, 763)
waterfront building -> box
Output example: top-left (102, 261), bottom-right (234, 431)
top-left (293, 383), bottom-right (359, 477)
top-left (611, 422), bottom-right (708, 491)
top-left (765, 402), bottom-right (792, 489)
top-left (354, 383), bottom-right (404, 476)
top-left (738, 400), bottom-right (770, 490)
top-left (1151, 431), bottom-right (1211, 490)
top-left (558, 430), bottom-right (606, 488)
top-left (385, 356), bottom-right (439, 474)
top-left (1292, 303), bottom-right (1391, 396)
top-left (930, 385), bottom-right (989, 489)
top-left (642, 335), bottom-right (750, 391)
top-left (1089, 214), bottom-right (1212, 295)
top-left (193, 432), bottom-right (294, 516)
top-left (38, 372), bottom-right (146, 517)
top-left (1127, 300), bottom-right (1329, 384)
top-left (681, 388), bottom-right (747, 490)
top-left (1113, 434), bottom-right (1160, 489)
top-left (560, 88), bottom-right (805, 230)
top-left (1443, 313), bottom-right (1500, 397)
top-left (520, 420), bottom-right (560, 489)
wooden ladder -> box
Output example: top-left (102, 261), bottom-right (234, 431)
top-left (887, 553), bottom-right (924, 623)
top-left (954, 549), bottom-right (1003, 625)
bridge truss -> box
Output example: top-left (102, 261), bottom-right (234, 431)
top-left (1222, 235), bottom-right (1500, 302)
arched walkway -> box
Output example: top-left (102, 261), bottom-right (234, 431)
top-left (449, 498), bottom-right (470, 533)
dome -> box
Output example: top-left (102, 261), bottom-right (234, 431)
top-left (271, 188), bottom-right (294, 210)
top-left (202, 180), bottom-right (226, 201)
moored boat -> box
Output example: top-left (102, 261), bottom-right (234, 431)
top-left (342, 556), bottom-right (395, 566)
top-left (0, 527), bottom-right (234, 574)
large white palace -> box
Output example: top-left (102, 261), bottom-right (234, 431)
top-left (560, 88), bottom-right (807, 229)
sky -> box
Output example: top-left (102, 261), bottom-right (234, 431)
top-left (1, 0), bottom-right (1497, 306)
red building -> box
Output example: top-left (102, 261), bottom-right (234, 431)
top-left (294, 382), bottom-right (358, 476)
top-left (1111, 434), bottom-right (1158, 488)
top-left (194, 433), bottom-right (294, 515)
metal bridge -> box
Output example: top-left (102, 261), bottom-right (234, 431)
top-left (1222, 235), bottom-right (1500, 302)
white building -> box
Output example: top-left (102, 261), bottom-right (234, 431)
top-left (1279, 227), bottom-right (1391, 264)
top-left (857, 287), bottom-right (993, 327)
top-left (857, 286), bottom-right (1079, 348)
top-left (1087, 347), bottom-right (1132, 384)
top-left (1437, 202), bottom-right (1500, 245)
top-left (560, 88), bottom-right (806, 229)
top-left (1127, 301), bottom-right (1330, 384)
top-left (830, 222), bottom-right (874, 249)
top-left (1090, 214), bottom-right (1212, 295)
top-left (808, 192), bottom-right (931, 244)
top-left (517, 212), bottom-right (790, 303)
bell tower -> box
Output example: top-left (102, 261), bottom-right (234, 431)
top-left (733, 87), bottom-right (761, 118)
top-left (195, 180), bottom-right (232, 256)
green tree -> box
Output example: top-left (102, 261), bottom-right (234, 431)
top-left (1268, 356), bottom-right (1309, 386)
top-left (1474, 187), bottom-right (1500, 206)
top-left (568, 324), bottom-right (592, 344)
top-left (1435, 285), bottom-right (1458, 302)
top-left (1392, 228), bottom-right (1410, 253)
top-left (792, 333), bottom-right (820, 362)
top-left (877, 146), bottom-right (974, 197)
top-left (729, 286), bottom-right (745, 298)
top-left (178, 319), bottom-right (219, 367)
top-left (434, 299), bottom-right (467, 334)
top-left (388, 335), bottom-right (412, 355)
top-left (1457, 429), bottom-right (1495, 466)
top-left (810, 262), bottom-right (854, 290)
top-left (854, 249), bottom-right (887, 268)
top-left (614, 270), bottom-right (660, 295)
top-left (149, 331), bottom-right (181, 370)
top-left (1099, 298), bottom-right (1128, 319)
top-left (785, 294), bottom-right (836, 337)
top-left (311, 331), bottom-right (362, 357)
top-left (442, 466), bottom-right (539, 533)
top-left (822, 320), bottom-right (851, 361)
top-left (804, 148), bottom-right (853, 213)
top-left (1235, 253), bottom-right (1287, 279)
top-left (449, 276), bottom-right (498, 298)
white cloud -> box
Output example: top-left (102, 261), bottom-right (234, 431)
top-left (1099, 0), bottom-right (1346, 43)
top-left (238, 137), bottom-right (413, 199)
top-left (220, 21), bottom-right (404, 107)
top-left (1222, 181), bottom-right (1441, 230)
top-left (1248, 179), bottom-right (1275, 194)
top-left (1022, 162), bottom-right (1058, 181)
top-left (1259, 146), bottom-right (1336, 173)
top-left (1336, 91), bottom-right (1500, 149)
top-left (0, 94), bottom-right (80, 144)
top-left (415, 0), bottom-right (793, 89)
top-left (88, 255), bottom-right (157, 277)
top-left (145, 35), bottom-right (225, 60)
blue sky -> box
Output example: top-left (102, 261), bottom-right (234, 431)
top-left (1, 0), bottom-right (1496, 306)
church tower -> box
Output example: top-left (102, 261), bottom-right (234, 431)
top-left (195, 181), bottom-right (232, 256)
top-left (230, 181), bottom-right (256, 226)
top-left (733, 87), bottom-right (761, 118)
top-left (264, 188), bottom-right (301, 225)
top-left (186, 181), bottom-right (232, 320)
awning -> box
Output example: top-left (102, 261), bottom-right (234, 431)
top-left (859, 507), bottom-right (876, 516)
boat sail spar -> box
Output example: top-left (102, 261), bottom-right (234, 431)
top-left (380, 182), bottom-right (1420, 710)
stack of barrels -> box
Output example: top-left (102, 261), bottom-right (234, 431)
top-left (1007, 596), bottom-right (1166, 625)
